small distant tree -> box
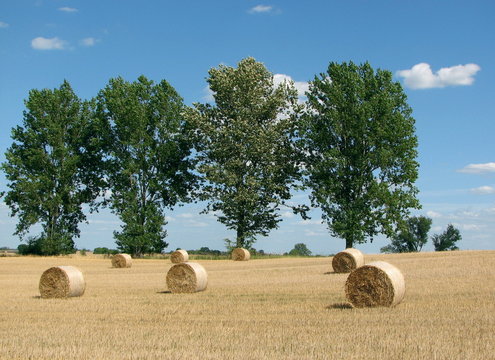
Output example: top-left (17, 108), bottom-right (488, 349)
top-left (93, 247), bottom-right (118, 255)
top-left (17, 237), bottom-right (43, 255)
top-left (289, 243), bottom-right (312, 257)
top-left (381, 216), bottom-right (432, 253)
top-left (199, 247), bottom-right (211, 254)
top-left (432, 224), bottom-right (461, 251)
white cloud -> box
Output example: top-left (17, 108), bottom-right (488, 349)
top-left (273, 74), bottom-right (309, 99)
top-left (471, 186), bottom-right (495, 195)
top-left (396, 63), bottom-right (481, 89)
top-left (80, 37), bottom-right (97, 47)
top-left (177, 213), bottom-right (196, 219)
top-left (202, 85), bottom-right (215, 103)
top-left (0, 21), bottom-right (9, 28)
top-left (298, 219), bottom-right (324, 226)
top-left (281, 211), bottom-right (295, 219)
top-left (426, 210), bottom-right (443, 219)
top-left (461, 223), bottom-right (486, 231)
top-left (304, 229), bottom-right (325, 237)
top-left (31, 36), bottom-right (67, 50)
top-left (59, 7), bottom-right (78, 13)
top-left (458, 162), bottom-right (495, 174)
top-left (249, 5), bottom-right (273, 14)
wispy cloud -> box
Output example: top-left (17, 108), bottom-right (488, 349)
top-left (298, 219), bottom-right (324, 226)
top-left (31, 36), bottom-right (68, 50)
top-left (248, 5), bottom-right (273, 14)
top-left (202, 85), bottom-right (215, 103)
top-left (470, 186), bottom-right (495, 195)
top-left (80, 37), bottom-right (97, 47)
top-left (58, 7), bottom-right (78, 13)
top-left (458, 162), bottom-right (495, 174)
top-left (0, 21), bottom-right (9, 28)
top-left (177, 213), bottom-right (196, 219)
top-left (281, 211), bottom-right (295, 219)
top-left (396, 63), bottom-right (481, 89)
top-left (426, 210), bottom-right (443, 219)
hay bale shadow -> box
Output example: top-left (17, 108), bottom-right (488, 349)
top-left (156, 290), bottom-right (172, 294)
top-left (326, 302), bottom-right (354, 310)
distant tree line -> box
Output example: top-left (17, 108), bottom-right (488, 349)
top-left (1, 57), bottom-right (459, 257)
top-left (380, 216), bottom-right (461, 253)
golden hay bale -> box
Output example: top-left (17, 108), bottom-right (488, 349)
top-left (112, 253), bottom-right (132, 268)
top-left (39, 266), bottom-right (86, 299)
top-left (170, 249), bottom-right (189, 263)
top-left (332, 248), bottom-right (364, 273)
top-left (231, 248), bottom-right (250, 261)
top-left (166, 262), bottom-right (208, 293)
top-left (345, 261), bottom-right (406, 308)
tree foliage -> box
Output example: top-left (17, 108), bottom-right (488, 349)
top-left (302, 61), bottom-right (420, 248)
top-left (380, 216), bottom-right (432, 253)
top-left (432, 224), bottom-right (461, 251)
top-left (186, 57), bottom-right (306, 248)
top-left (2, 81), bottom-right (104, 255)
top-left (288, 243), bottom-right (312, 257)
top-left (96, 76), bottom-right (196, 257)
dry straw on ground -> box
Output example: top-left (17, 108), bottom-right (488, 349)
top-left (1, 251), bottom-right (494, 359)
top-left (231, 248), bottom-right (250, 261)
top-left (345, 260), bottom-right (405, 307)
top-left (170, 249), bottom-right (189, 263)
top-left (166, 262), bottom-right (208, 293)
top-left (112, 254), bottom-right (132, 268)
top-left (39, 266), bottom-right (86, 299)
top-left (332, 248), bottom-right (364, 273)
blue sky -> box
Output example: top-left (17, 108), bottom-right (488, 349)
top-left (1, 0), bottom-right (494, 254)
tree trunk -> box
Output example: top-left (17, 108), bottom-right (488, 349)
top-left (236, 227), bottom-right (245, 248)
top-left (345, 236), bottom-right (354, 249)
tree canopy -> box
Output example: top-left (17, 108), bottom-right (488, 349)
top-left (432, 224), bottom-right (461, 251)
top-left (380, 216), bottom-right (432, 253)
top-left (96, 76), bottom-right (196, 257)
top-left (302, 61), bottom-right (421, 249)
top-left (186, 57), bottom-right (306, 248)
top-left (288, 243), bottom-right (312, 257)
top-left (1, 81), bottom-right (104, 255)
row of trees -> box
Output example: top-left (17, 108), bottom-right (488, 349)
top-left (380, 216), bottom-right (461, 253)
top-left (2, 58), bottom-right (429, 256)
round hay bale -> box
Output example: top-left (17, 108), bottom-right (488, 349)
top-left (345, 261), bottom-right (405, 308)
top-left (170, 249), bottom-right (189, 264)
top-left (231, 248), bottom-right (250, 261)
top-left (112, 253), bottom-right (132, 268)
top-left (166, 262), bottom-right (208, 293)
top-left (332, 248), bottom-right (364, 273)
top-left (39, 266), bottom-right (86, 299)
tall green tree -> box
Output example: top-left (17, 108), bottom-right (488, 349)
top-left (380, 216), bottom-right (432, 253)
top-left (302, 61), bottom-right (420, 249)
top-left (1, 81), bottom-right (104, 255)
top-left (432, 224), bottom-right (461, 251)
top-left (186, 57), bottom-right (306, 248)
top-left (96, 76), bottom-right (196, 257)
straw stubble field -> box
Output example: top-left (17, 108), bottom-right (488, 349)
top-left (0, 251), bottom-right (494, 359)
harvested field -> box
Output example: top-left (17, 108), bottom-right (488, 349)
top-left (0, 251), bottom-right (494, 359)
